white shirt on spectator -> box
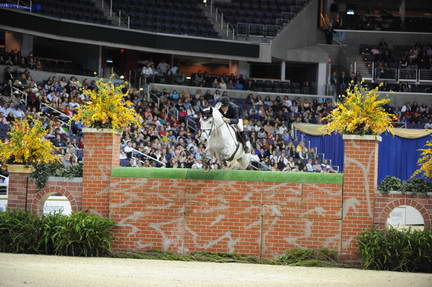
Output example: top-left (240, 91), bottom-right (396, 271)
top-left (169, 66), bottom-right (178, 75)
top-left (14, 108), bottom-right (25, 118)
top-left (0, 106), bottom-right (6, 116)
top-left (142, 66), bottom-right (154, 76)
top-left (283, 99), bottom-right (292, 108)
top-left (192, 161), bottom-right (203, 169)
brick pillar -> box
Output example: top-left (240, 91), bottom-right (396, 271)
top-left (341, 135), bottom-right (381, 262)
top-left (82, 128), bottom-right (120, 217)
top-left (6, 165), bottom-right (34, 211)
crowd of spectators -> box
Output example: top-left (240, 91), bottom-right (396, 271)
top-left (337, 9), bottom-right (432, 33)
top-left (0, 50), bottom-right (39, 70)
top-left (0, 49), bottom-right (91, 76)
top-left (361, 41), bottom-right (432, 70)
top-left (1, 65), bottom-right (431, 174)
top-left (140, 59), bottom-right (315, 94)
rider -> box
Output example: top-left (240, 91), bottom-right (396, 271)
top-left (219, 96), bottom-right (250, 153)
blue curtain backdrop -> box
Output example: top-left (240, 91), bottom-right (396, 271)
top-left (296, 131), bottom-right (431, 184)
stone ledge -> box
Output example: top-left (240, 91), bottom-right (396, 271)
top-left (83, 128), bottom-right (121, 135)
top-left (342, 134), bottom-right (382, 142)
top-left (7, 164), bottom-right (34, 173)
top-left (47, 177), bottom-right (83, 183)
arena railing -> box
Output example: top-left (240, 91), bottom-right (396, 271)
top-left (419, 69), bottom-right (432, 83)
top-left (1, 0), bottom-right (32, 11)
top-left (131, 147), bottom-right (166, 167)
top-left (354, 61), bottom-right (432, 84)
top-left (147, 83), bottom-right (333, 101)
top-left (207, 0), bottom-right (235, 39)
top-left (39, 103), bottom-right (72, 131)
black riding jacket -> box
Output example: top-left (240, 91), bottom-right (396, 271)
top-left (219, 103), bottom-right (240, 124)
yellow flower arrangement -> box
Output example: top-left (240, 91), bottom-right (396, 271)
top-left (0, 118), bottom-right (59, 166)
top-left (322, 83), bottom-right (397, 135)
top-left (71, 77), bottom-right (142, 130)
top-left (413, 141), bottom-right (432, 178)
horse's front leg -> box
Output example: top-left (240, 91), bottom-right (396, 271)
top-left (202, 148), bottom-right (214, 171)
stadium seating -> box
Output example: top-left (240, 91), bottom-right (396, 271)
top-left (341, 15), bottom-right (432, 33)
top-left (33, 0), bottom-right (111, 25)
top-left (214, 0), bottom-right (309, 36)
top-left (112, 0), bottom-right (219, 38)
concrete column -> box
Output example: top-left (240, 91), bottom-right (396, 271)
top-left (21, 34), bottom-right (34, 57)
top-left (82, 128), bottom-right (120, 217)
top-left (317, 62), bottom-right (328, 95)
top-left (280, 61), bottom-right (286, 81)
top-left (238, 61), bottom-right (250, 78)
top-left (341, 135), bottom-right (381, 263)
top-left (399, 0), bottom-right (406, 26)
top-left (98, 46), bottom-right (103, 77)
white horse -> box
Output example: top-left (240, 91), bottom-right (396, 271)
top-left (200, 103), bottom-right (251, 170)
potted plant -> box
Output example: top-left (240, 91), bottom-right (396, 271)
top-left (0, 118), bottom-right (59, 173)
top-left (71, 77), bottom-right (142, 132)
top-left (322, 83), bottom-right (397, 137)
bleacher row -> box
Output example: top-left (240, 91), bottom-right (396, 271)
top-left (113, 0), bottom-right (218, 37)
top-left (341, 15), bottom-right (432, 33)
top-left (149, 74), bottom-right (317, 95)
top-left (215, 0), bottom-right (308, 26)
top-left (28, 0), bottom-right (310, 38)
top-left (34, 0), bottom-right (111, 25)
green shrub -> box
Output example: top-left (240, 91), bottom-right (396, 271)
top-left (401, 178), bottom-right (432, 194)
top-left (378, 176), bottom-right (432, 194)
top-left (51, 212), bottom-right (115, 257)
top-left (358, 228), bottom-right (432, 272)
top-left (378, 176), bottom-right (402, 193)
top-left (275, 248), bottom-right (339, 267)
top-left (117, 250), bottom-right (265, 264)
top-left (0, 210), bottom-right (42, 253)
top-left (0, 211), bottom-right (114, 256)
top-left (30, 163), bottom-right (83, 190)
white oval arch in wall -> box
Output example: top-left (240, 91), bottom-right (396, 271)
top-left (386, 205), bottom-right (425, 231)
top-left (43, 194), bottom-right (72, 215)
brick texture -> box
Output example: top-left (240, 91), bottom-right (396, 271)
top-left (7, 172), bottom-right (32, 211)
top-left (7, 173), bottom-right (82, 215)
top-left (109, 178), bottom-right (343, 258)
top-left (341, 138), bottom-right (380, 262)
top-left (82, 131), bottom-right (120, 217)
top-left (374, 193), bottom-right (432, 229)
top-left (7, 134), bottom-right (432, 263)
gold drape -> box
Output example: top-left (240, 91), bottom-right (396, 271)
top-left (292, 123), bottom-right (432, 139)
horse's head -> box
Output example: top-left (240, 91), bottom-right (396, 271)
top-left (200, 105), bottom-right (225, 143)
top-left (211, 103), bottom-right (224, 127)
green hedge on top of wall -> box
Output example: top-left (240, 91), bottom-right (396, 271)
top-left (111, 167), bottom-right (344, 185)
